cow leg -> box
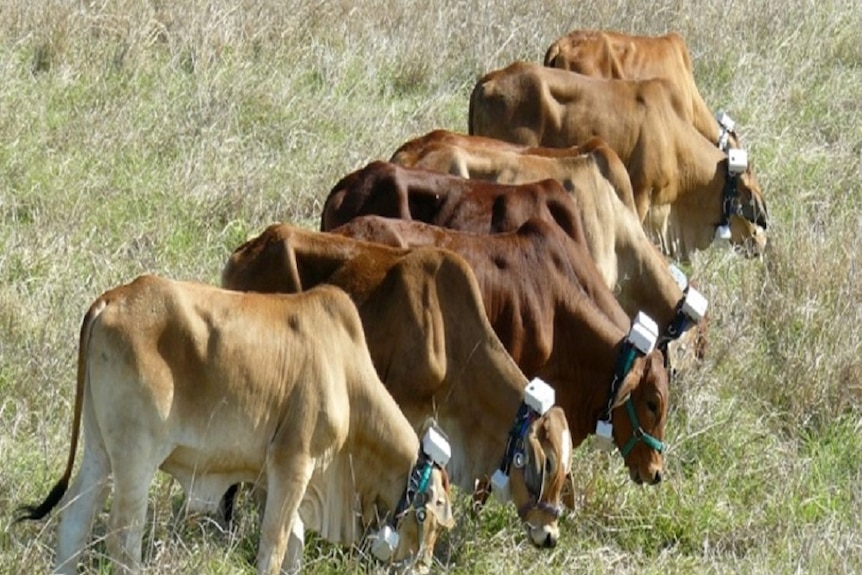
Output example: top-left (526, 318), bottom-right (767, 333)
top-left (105, 457), bottom-right (157, 575)
top-left (256, 455), bottom-right (314, 575)
top-left (218, 484), bottom-right (239, 525)
top-left (55, 436), bottom-right (111, 575)
top-left (282, 514), bottom-right (305, 574)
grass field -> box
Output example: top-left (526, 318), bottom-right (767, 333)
top-left (1, 1), bottom-right (861, 573)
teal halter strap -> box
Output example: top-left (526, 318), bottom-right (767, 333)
top-left (601, 336), bottom-right (665, 459)
top-left (619, 398), bottom-right (665, 457)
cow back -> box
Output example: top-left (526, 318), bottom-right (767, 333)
top-left (543, 30), bottom-right (726, 146)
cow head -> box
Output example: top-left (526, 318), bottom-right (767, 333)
top-left (507, 406), bottom-right (572, 548)
top-left (391, 465), bottom-right (455, 573)
top-left (724, 159), bottom-right (769, 257)
top-left (608, 349), bottom-right (669, 485)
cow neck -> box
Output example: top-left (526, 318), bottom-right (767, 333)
top-left (461, 351), bottom-right (531, 485)
top-left (676, 129), bottom-right (727, 214)
top-left (611, 215), bottom-right (683, 331)
top-left (694, 106), bottom-right (726, 150)
top-left (346, 379), bottom-right (422, 518)
top-left (542, 299), bottom-right (624, 448)
top-left (672, 135), bottom-right (730, 252)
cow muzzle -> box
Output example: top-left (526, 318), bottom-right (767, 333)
top-left (527, 521), bottom-right (559, 548)
top-left (629, 462), bottom-right (663, 486)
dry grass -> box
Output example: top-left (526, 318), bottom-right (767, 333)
top-left (1, 0), bottom-right (861, 573)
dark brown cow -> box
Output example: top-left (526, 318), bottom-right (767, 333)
top-left (468, 61), bottom-right (768, 260)
top-left (323, 216), bottom-right (670, 486)
top-left (320, 161), bottom-right (707, 355)
top-left (334, 215), bottom-right (632, 365)
top-left (322, 161), bottom-right (585, 242)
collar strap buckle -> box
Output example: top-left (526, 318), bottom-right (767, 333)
top-left (717, 147), bottom-right (749, 239)
top-left (603, 312), bottom-right (659, 419)
top-left (386, 425), bottom-right (451, 529)
top-left (665, 285), bottom-right (709, 341)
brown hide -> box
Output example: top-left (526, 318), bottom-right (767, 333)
top-left (320, 160), bottom-right (694, 340)
top-left (18, 277), bottom-right (453, 574)
top-left (390, 131), bottom-right (637, 214)
top-left (322, 161), bottom-right (585, 244)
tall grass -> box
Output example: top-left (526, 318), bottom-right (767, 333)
top-left (1, 1), bottom-right (860, 573)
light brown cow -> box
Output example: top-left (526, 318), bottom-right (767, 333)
top-left (222, 226), bottom-right (573, 548)
top-left (16, 277), bottom-right (456, 574)
top-left (321, 160), bottom-right (707, 359)
top-left (320, 216), bottom-right (670, 487)
top-left (390, 131), bottom-right (637, 213)
top-left (543, 30), bottom-right (740, 150)
top-left (468, 61), bottom-right (768, 260)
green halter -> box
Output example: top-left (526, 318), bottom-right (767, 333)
top-left (619, 396), bottom-right (665, 457)
top-left (600, 314), bottom-right (666, 458)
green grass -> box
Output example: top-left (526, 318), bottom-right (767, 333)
top-left (2, 1), bottom-right (861, 573)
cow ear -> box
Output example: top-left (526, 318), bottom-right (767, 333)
top-left (611, 355), bottom-right (646, 409)
top-left (738, 175), bottom-right (769, 229)
top-left (426, 471), bottom-right (456, 529)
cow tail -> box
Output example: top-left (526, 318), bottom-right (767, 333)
top-left (15, 299), bottom-right (106, 523)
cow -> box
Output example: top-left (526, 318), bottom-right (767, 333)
top-left (222, 225), bottom-right (573, 548)
top-left (235, 220), bottom-right (668, 492)
top-left (543, 30), bottom-right (740, 151)
top-left (15, 277), bottom-right (456, 575)
top-left (468, 60), bottom-right (768, 261)
top-left (321, 160), bottom-right (708, 359)
top-left (321, 160), bottom-right (581, 239)
top-left (390, 130), bottom-right (638, 214)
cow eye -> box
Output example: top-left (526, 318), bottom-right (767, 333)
top-left (545, 459), bottom-right (553, 475)
top-left (646, 400), bottom-right (658, 414)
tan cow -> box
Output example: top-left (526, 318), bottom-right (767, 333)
top-left (468, 61), bottom-right (768, 260)
top-left (321, 160), bottom-right (708, 360)
top-left (543, 30), bottom-right (740, 150)
top-left (16, 277), bottom-right (455, 574)
top-left (222, 226), bottom-right (573, 548)
top-left (390, 131), bottom-right (638, 213)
